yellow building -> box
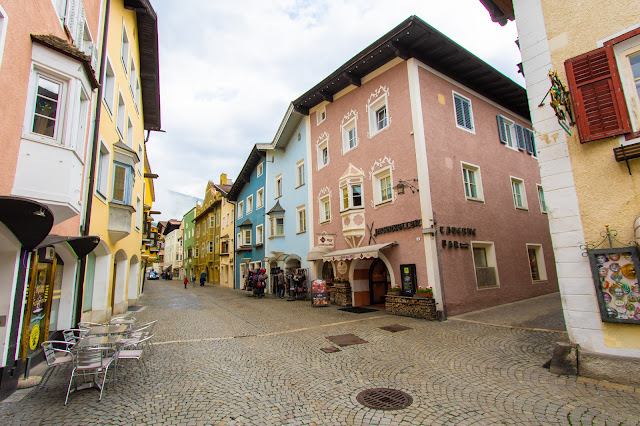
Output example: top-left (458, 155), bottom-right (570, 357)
top-left (214, 175), bottom-right (235, 288)
top-left (481, 0), bottom-right (640, 385)
top-left (194, 181), bottom-right (222, 284)
top-left (141, 148), bottom-right (159, 280)
top-left (82, 0), bottom-right (161, 322)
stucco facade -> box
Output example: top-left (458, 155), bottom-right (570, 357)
top-left (214, 176), bottom-right (235, 288)
top-left (182, 206), bottom-right (196, 280)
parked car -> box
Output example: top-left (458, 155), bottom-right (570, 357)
top-left (148, 271), bottom-right (159, 280)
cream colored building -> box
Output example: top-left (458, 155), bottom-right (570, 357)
top-left (214, 175), bottom-right (235, 288)
top-left (482, 0), bottom-right (640, 385)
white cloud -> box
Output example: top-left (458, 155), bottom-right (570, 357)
top-left (148, 0), bottom-right (521, 221)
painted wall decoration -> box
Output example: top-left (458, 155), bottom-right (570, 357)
top-left (588, 246), bottom-right (640, 325)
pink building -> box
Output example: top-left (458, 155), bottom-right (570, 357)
top-left (296, 16), bottom-right (558, 316)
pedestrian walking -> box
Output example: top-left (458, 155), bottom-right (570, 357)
top-left (192, 275), bottom-right (196, 287)
top-left (278, 269), bottom-right (285, 299)
top-left (200, 271), bottom-right (206, 286)
top-left (184, 277), bottom-right (188, 289)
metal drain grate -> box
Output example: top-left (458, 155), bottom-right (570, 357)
top-left (356, 388), bottom-right (413, 410)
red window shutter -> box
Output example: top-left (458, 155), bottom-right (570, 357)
top-left (564, 45), bottom-right (631, 143)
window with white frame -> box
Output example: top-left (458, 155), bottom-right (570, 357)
top-left (126, 116), bottom-right (133, 147)
top-left (296, 160), bottom-right (305, 187)
top-left (320, 195), bottom-right (331, 223)
top-left (236, 232), bottom-right (241, 247)
top-left (297, 206), bottom-right (306, 234)
top-left (510, 177), bottom-right (527, 210)
top-left (116, 92), bottom-right (125, 139)
top-left (238, 201), bottom-right (244, 218)
top-left (527, 244), bottom-right (548, 282)
top-left (497, 115), bottom-right (524, 150)
top-left (453, 92), bottom-right (474, 132)
top-left (257, 162), bottom-right (263, 177)
top-left (0, 4), bottom-right (8, 71)
top-left (121, 23), bottom-right (129, 73)
top-left (471, 241), bottom-right (499, 289)
top-left (256, 224), bottom-right (263, 245)
top-left (111, 162), bottom-right (134, 205)
top-left (275, 174), bottom-right (282, 198)
top-left (317, 138), bottom-right (329, 169)
top-left (137, 144), bottom-right (143, 176)
top-left (368, 95), bottom-right (389, 137)
top-left (373, 168), bottom-right (393, 206)
top-left (129, 57), bottom-right (137, 95)
top-left (270, 216), bottom-right (284, 237)
top-left (461, 162), bottom-right (484, 202)
top-left (135, 196), bottom-right (141, 230)
top-left (209, 215), bottom-right (214, 227)
top-left (246, 195), bottom-right (253, 214)
top-left (103, 57), bottom-right (116, 114)
top-left (256, 188), bottom-right (264, 209)
top-left (341, 183), bottom-right (363, 211)
top-left (317, 106), bottom-right (326, 125)
top-left (342, 117), bottom-right (358, 153)
top-left (537, 185), bottom-right (547, 213)
top-left (96, 141), bottom-right (110, 197)
top-left (70, 86), bottom-right (90, 159)
top-left (243, 229), bottom-right (251, 246)
top-left (31, 74), bottom-right (63, 139)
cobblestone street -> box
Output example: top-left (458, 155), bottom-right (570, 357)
top-left (2, 281), bottom-right (639, 425)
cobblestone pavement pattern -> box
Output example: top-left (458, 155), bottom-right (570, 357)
top-left (2, 281), bottom-right (639, 425)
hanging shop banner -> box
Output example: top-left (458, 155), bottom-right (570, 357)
top-left (587, 246), bottom-right (640, 325)
top-left (311, 279), bottom-right (328, 307)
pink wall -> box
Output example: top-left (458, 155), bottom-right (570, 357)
top-left (418, 66), bottom-right (558, 315)
top-left (310, 61), bottom-right (429, 288)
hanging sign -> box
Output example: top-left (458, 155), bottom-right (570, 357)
top-left (318, 234), bottom-right (335, 248)
top-left (311, 280), bottom-right (328, 307)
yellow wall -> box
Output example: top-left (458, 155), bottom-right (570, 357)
top-left (540, 0), bottom-right (640, 349)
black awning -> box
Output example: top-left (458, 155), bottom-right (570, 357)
top-left (0, 196), bottom-right (54, 251)
top-left (239, 218), bottom-right (253, 227)
top-left (36, 235), bottom-right (101, 259)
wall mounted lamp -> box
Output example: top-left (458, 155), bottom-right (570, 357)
top-left (394, 178), bottom-right (419, 195)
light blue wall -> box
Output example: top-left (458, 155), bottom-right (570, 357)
top-left (265, 117), bottom-right (310, 271)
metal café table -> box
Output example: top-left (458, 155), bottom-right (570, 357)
top-left (86, 325), bottom-right (128, 336)
top-left (75, 335), bottom-right (122, 348)
top-left (111, 318), bottom-right (136, 327)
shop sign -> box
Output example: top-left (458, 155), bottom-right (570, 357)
top-left (374, 219), bottom-right (422, 236)
top-left (440, 225), bottom-right (476, 250)
top-left (336, 261), bottom-right (348, 275)
top-left (311, 280), bottom-right (328, 307)
top-left (400, 264), bottom-right (417, 296)
top-left (318, 234), bottom-right (335, 248)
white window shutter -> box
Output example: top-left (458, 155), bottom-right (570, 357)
top-left (515, 124), bottom-right (526, 151)
top-left (497, 115), bottom-right (507, 143)
top-left (64, 0), bottom-right (78, 37)
top-left (75, 6), bottom-right (85, 49)
top-left (91, 45), bottom-right (99, 74)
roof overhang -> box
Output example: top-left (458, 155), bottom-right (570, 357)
top-left (478, 0), bottom-right (515, 26)
top-left (322, 242), bottom-right (397, 262)
top-left (227, 146), bottom-right (266, 201)
top-left (0, 196), bottom-right (54, 251)
top-left (292, 15), bottom-right (528, 120)
top-left (31, 34), bottom-right (99, 89)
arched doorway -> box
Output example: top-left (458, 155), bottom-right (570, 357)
top-left (369, 258), bottom-right (390, 305)
top-left (111, 250), bottom-right (128, 315)
top-left (322, 261), bottom-right (334, 283)
top-left (128, 255), bottom-right (139, 306)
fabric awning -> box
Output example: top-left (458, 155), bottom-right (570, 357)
top-left (0, 196), bottom-right (54, 251)
top-left (322, 242), bottom-right (397, 262)
top-left (36, 235), bottom-right (100, 259)
top-left (307, 246), bottom-right (331, 261)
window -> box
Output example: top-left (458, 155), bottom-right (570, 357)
top-left (32, 74), bottom-right (62, 139)
top-left (471, 242), bottom-right (499, 289)
top-left (296, 160), bottom-right (305, 187)
top-left (129, 57), bottom-right (137, 98)
top-left (271, 217), bottom-right (284, 237)
top-left (342, 118), bottom-right (358, 153)
top-left (126, 116), bottom-right (133, 147)
top-left (238, 201), bottom-right (244, 218)
top-left (341, 183), bottom-right (363, 211)
top-left (236, 232), bottom-right (241, 247)
top-left (368, 94), bottom-right (389, 137)
top-left (135, 197), bottom-right (141, 230)
top-left (116, 92), bottom-right (125, 139)
top-left (103, 57), bottom-right (116, 114)
top-left (137, 144), bottom-right (143, 176)
top-left (111, 162), bottom-right (133, 205)
top-left (196, 225), bottom-right (200, 237)
top-left (0, 4), bottom-right (8, 70)
top-left (453, 92), bottom-right (474, 132)
top-left (257, 188), bottom-right (264, 209)
top-left (209, 215), bottom-right (214, 227)
top-left (537, 185), bottom-right (547, 213)
top-left (317, 138), bottom-right (329, 169)
top-left (96, 141), bottom-right (110, 197)
top-left (297, 206), bottom-right (306, 234)
top-left (496, 115), bottom-right (520, 150)
top-left (510, 177), bottom-right (528, 210)
top-left (121, 24), bottom-right (129, 73)
top-left (317, 106), bottom-right (326, 125)
top-left (246, 195), bottom-right (253, 214)
top-left (208, 241), bottom-right (213, 253)
top-left (256, 224), bottom-right (263, 245)
top-left (527, 244), bottom-right (548, 282)
top-left (275, 174), bottom-right (282, 198)
top-left (257, 162), bottom-right (263, 177)
top-left (461, 162), bottom-right (484, 202)
top-left (320, 196), bottom-right (331, 223)
top-left (243, 229), bottom-right (251, 246)
top-left (373, 168), bottom-right (393, 206)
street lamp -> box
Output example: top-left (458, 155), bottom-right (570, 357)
top-left (394, 178), bottom-right (419, 195)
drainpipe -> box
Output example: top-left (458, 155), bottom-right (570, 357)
top-left (75, 0), bottom-right (111, 325)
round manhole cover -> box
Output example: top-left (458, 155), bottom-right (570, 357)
top-left (356, 388), bottom-right (413, 410)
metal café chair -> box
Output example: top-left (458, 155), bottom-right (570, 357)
top-left (114, 334), bottom-right (154, 380)
top-left (122, 320), bottom-right (156, 354)
top-left (64, 346), bottom-right (116, 405)
top-left (63, 328), bottom-right (89, 347)
top-left (33, 341), bottom-right (75, 394)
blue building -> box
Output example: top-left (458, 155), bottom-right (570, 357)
top-left (228, 145), bottom-right (267, 289)
top-left (263, 105), bottom-right (311, 293)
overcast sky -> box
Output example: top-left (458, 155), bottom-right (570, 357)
top-left (147, 0), bottom-right (522, 222)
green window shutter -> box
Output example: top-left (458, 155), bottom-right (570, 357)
top-left (497, 115), bottom-right (507, 143)
top-left (454, 96), bottom-right (465, 127)
top-left (515, 124), bottom-right (526, 150)
top-left (525, 129), bottom-right (536, 156)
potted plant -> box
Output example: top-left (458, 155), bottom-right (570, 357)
top-left (414, 287), bottom-right (433, 298)
top-left (387, 285), bottom-right (402, 296)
